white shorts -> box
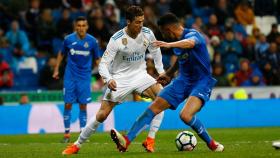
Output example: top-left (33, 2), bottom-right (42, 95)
top-left (102, 73), bottom-right (156, 103)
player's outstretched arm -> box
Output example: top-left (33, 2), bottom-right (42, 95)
top-left (53, 52), bottom-right (64, 79)
top-left (156, 59), bottom-right (178, 86)
top-left (153, 39), bottom-right (195, 49)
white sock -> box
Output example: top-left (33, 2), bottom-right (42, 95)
top-left (74, 116), bottom-right (100, 147)
top-left (148, 111), bottom-right (164, 139)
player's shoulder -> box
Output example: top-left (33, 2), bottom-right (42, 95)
top-left (64, 32), bottom-right (75, 41)
top-left (141, 27), bottom-right (153, 35)
top-left (184, 29), bottom-right (204, 40)
top-left (111, 29), bottom-right (125, 41)
top-left (86, 33), bottom-right (98, 43)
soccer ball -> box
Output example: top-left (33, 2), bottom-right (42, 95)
top-left (175, 131), bottom-right (197, 151)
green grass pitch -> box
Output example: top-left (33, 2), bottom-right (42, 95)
top-left (0, 127), bottom-right (280, 158)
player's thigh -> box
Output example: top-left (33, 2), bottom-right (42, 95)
top-left (102, 79), bottom-right (133, 103)
top-left (134, 73), bottom-right (157, 96)
top-left (190, 76), bottom-right (216, 106)
top-left (142, 83), bottom-right (163, 100)
top-left (76, 80), bottom-right (91, 104)
top-left (63, 79), bottom-right (77, 104)
top-left (158, 79), bottom-right (188, 110)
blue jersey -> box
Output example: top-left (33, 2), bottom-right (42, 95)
top-left (62, 32), bottom-right (101, 80)
top-left (159, 28), bottom-right (216, 109)
top-left (173, 29), bottom-right (211, 82)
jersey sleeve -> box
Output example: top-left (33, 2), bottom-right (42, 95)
top-left (147, 30), bottom-right (165, 74)
top-left (98, 38), bottom-right (118, 83)
top-left (92, 39), bottom-right (101, 59)
top-left (184, 32), bottom-right (201, 46)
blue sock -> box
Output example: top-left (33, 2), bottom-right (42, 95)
top-left (127, 109), bottom-right (155, 142)
top-left (186, 116), bottom-right (212, 144)
top-left (79, 109), bottom-right (87, 129)
top-left (63, 109), bottom-right (71, 134)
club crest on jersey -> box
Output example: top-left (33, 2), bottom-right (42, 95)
top-left (143, 38), bottom-right (148, 47)
top-left (122, 38), bottom-right (128, 46)
top-left (84, 42), bottom-right (89, 48)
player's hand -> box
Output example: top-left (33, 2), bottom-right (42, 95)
top-left (52, 69), bottom-right (59, 80)
top-left (156, 73), bottom-right (171, 86)
top-left (108, 79), bottom-right (117, 91)
top-left (153, 40), bottom-right (171, 48)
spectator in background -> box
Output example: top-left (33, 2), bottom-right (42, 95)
top-left (36, 8), bottom-right (56, 55)
top-left (19, 93), bottom-right (29, 105)
top-left (0, 55), bottom-right (13, 88)
top-left (254, 0), bottom-right (275, 16)
top-left (24, 0), bottom-right (40, 44)
top-left (220, 28), bottom-right (243, 73)
top-left (5, 20), bottom-right (32, 56)
top-left (267, 24), bottom-right (280, 43)
top-left (214, 0), bottom-right (233, 26)
top-left (255, 33), bottom-right (269, 62)
top-left (212, 63), bottom-right (230, 87)
top-left (234, 1), bottom-right (255, 26)
top-left (170, 0), bottom-right (192, 19)
top-left (39, 56), bottom-right (63, 90)
top-left (235, 59), bottom-right (265, 86)
top-left (56, 8), bottom-right (73, 39)
top-left (103, 1), bottom-right (121, 37)
top-left (156, 0), bottom-right (170, 16)
top-left (262, 42), bottom-right (280, 85)
top-left (206, 14), bottom-right (222, 38)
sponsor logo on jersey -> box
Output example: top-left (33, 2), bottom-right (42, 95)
top-left (122, 52), bottom-right (144, 62)
top-left (71, 42), bottom-right (77, 45)
top-left (84, 42), bottom-right (89, 48)
top-left (70, 48), bottom-right (90, 56)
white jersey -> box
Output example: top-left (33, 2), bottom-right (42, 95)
top-left (98, 27), bottom-right (164, 83)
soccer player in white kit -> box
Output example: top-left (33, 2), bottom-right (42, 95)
top-left (62, 6), bottom-right (164, 155)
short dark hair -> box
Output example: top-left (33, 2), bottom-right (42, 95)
top-left (75, 16), bottom-right (87, 23)
top-left (125, 5), bottom-right (144, 21)
top-left (157, 13), bottom-right (179, 27)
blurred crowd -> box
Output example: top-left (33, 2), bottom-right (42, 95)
top-left (0, 0), bottom-right (280, 91)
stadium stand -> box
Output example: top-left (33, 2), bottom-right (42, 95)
top-left (0, 0), bottom-right (279, 94)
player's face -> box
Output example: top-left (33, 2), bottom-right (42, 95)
top-left (159, 25), bottom-right (177, 40)
top-left (127, 15), bottom-right (144, 35)
top-left (75, 20), bottom-right (88, 38)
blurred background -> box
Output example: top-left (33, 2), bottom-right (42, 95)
top-left (0, 0), bottom-right (280, 135)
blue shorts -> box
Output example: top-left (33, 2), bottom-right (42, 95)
top-left (63, 79), bottom-right (91, 104)
top-left (158, 76), bottom-right (217, 110)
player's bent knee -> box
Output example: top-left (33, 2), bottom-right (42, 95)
top-left (180, 112), bottom-right (193, 124)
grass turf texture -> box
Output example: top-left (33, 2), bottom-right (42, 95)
top-left (0, 127), bottom-right (279, 158)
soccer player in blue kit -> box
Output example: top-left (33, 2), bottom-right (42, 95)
top-left (110, 13), bottom-right (224, 152)
top-left (53, 16), bottom-right (101, 143)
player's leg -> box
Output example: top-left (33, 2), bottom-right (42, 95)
top-left (77, 79), bottom-right (92, 131)
top-left (111, 79), bottom-right (181, 152)
top-left (79, 104), bottom-right (87, 131)
top-left (111, 96), bottom-right (170, 152)
top-left (62, 103), bottom-right (72, 143)
top-left (76, 100), bottom-right (116, 145)
top-left (62, 79), bottom-right (76, 143)
top-left (141, 83), bottom-right (164, 152)
top-left (182, 77), bottom-right (224, 152)
top-left (62, 100), bottom-right (117, 155)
